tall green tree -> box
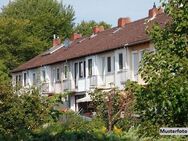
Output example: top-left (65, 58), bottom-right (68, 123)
top-left (1, 0), bottom-right (75, 42)
top-left (74, 20), bottom-right (111, 36)
top-left (0, 0), bottom-right (75, 75)
top-left (0, 17), bottom-right (47, 72)
top-left (128, 0), bottom-right (188, 127)
top-left (0, 84), bottom-right (51, 140)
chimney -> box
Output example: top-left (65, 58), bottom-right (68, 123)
top-left (71, 33), bottom-right (82, 40)
top-left (93, 26), bottom-right (105, 34)
top-left (118, 17), bottom-right (131, 27)
top-left (99, 26), bottom-right (104, 32)
top-left (93, 26), bottom-right (100, 34)
top-left (53, 34), bottom-right (61, 46)
top-left (148, 3), bottom-right (163, 17)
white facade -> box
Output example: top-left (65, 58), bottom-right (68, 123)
top-left (12, 42), bottom-right (152, 111)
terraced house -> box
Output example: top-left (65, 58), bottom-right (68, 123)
top-left (12, 6), bottom-right (168, 112)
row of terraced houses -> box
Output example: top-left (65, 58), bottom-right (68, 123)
top-left (12, 6), bottom-right (169, 113)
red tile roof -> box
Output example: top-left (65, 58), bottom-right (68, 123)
top-left (12, 13), bottom-right (169, 73)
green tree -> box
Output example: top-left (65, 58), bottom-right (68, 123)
top-left (0, 17), bottom-right (48, 72)
top-left (74, 20), bottom-right (111, 36)
top-left (90, 88), bottom-right (134, 131)
top-left (0, 0), bottom-right (75, 75)
top-left (1, 0), bottom-right (75, 42)
top-left (128, 0), bottom-right (188, 127)
top-left (0, 83), bottom-right (51, 140)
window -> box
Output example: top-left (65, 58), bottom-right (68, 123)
top-left (33, 73), bottom-right (36, 85)
top-left (18, 75), bottom-right (22, 84)
top-left (79, 62), bottom-right (83, 78)
top-left (79, 61), bottom-right (86, 78)
top-left (23, 73), bottom-right (27, 86)
top-left (42, 70), bottom-right (46, 81)
top-left (88, 59), bottom-right (92, 76)
top-left (107, 57), bottom-right (111, 72)
top-left (64, 65), bottom-right (68, 79)
top-left (16, 75), bottom-right (18, 84)
top-left (84, 61), bottom-right (86, 77)
top-left (119, 53), bottom-right (123, 70)
top-left (56, 68), bottom-right (60, 81)
top-left (139, 50), bottom-right (145, 62)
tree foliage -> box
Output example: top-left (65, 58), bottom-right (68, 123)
top-left (1, 0), bottom-right (75, 42)
top-left (90, 88), bottom-right (134, 131)
top-left (128, 0), bottom-right (188, 127)
top-left (0, 0), bottom-right (75, 74)
top-left (0, 84), bottom-right (51, 140)
top-left (74, 20), bottom-right (111, 36)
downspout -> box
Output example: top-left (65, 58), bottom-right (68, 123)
top-left (124, 43), bottom-right (129, 82)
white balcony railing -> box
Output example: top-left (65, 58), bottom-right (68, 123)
top-left (89, 75), bottom-right (97, 87)
top-left (41, 82), bottom-right (49, 93)
top-left (119, 70), bottom-right (127, 84)
top-left (63, 79), bottom-right (72, 91)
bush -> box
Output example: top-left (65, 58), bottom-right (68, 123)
top-left (0, 84), bottom-right (51, 140)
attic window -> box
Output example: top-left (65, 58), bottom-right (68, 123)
top-left (42, 44), bottom-right (63, 56)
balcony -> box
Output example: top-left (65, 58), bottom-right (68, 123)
top-left (63, 79), bottom-right (72, 91)
top-left (118, 69), bottom-right (128, 84)
top-left (89, 75), bottom-right (97, 87)
top-left (41, 82), bottom-right (49, 93)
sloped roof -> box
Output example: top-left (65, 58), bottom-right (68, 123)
top-left (12, 13), bottom-right (169, 73)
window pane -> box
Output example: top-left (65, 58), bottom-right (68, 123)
top-left (107, 57), bottom-right (111, 72)
top-left (64, 66), bottom-right (68, 79)
top-left (42, 70), bottom-right (46, 81)
top-left (33, 73), bottom-right (36, 85)
top-left (24, 73), bottom-right (27, 86)
top-left (88, 59), bottom-right (92, 76)
top-left (119, 53), bottom-right (123, 70)
top-left (16, 75), bottom-right (18, 84)
top-left (79, 62), bottom-right (83, 78)
top-left (56, 68), bottom-right (60, 81)
top-left (84, 61), bottom-right (86, 77)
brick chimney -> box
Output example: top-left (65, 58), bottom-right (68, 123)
top-left (53, 34), bottom-right (61, 46)
top-left (93, 26), bottom-right (104, 34)
top-left (93, 26), bottom-right (100, 34)
top-left (149, 3), bottom-right (164, 17)
top-left (118, 17), bottom-right (131, 27)
top-left (99, 26), bottom-right (104, 32)
top-left (71, 33), bottom-right (82, 40)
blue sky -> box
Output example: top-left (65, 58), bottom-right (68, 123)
top-left (0, 0), bottom-right (160, 26)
